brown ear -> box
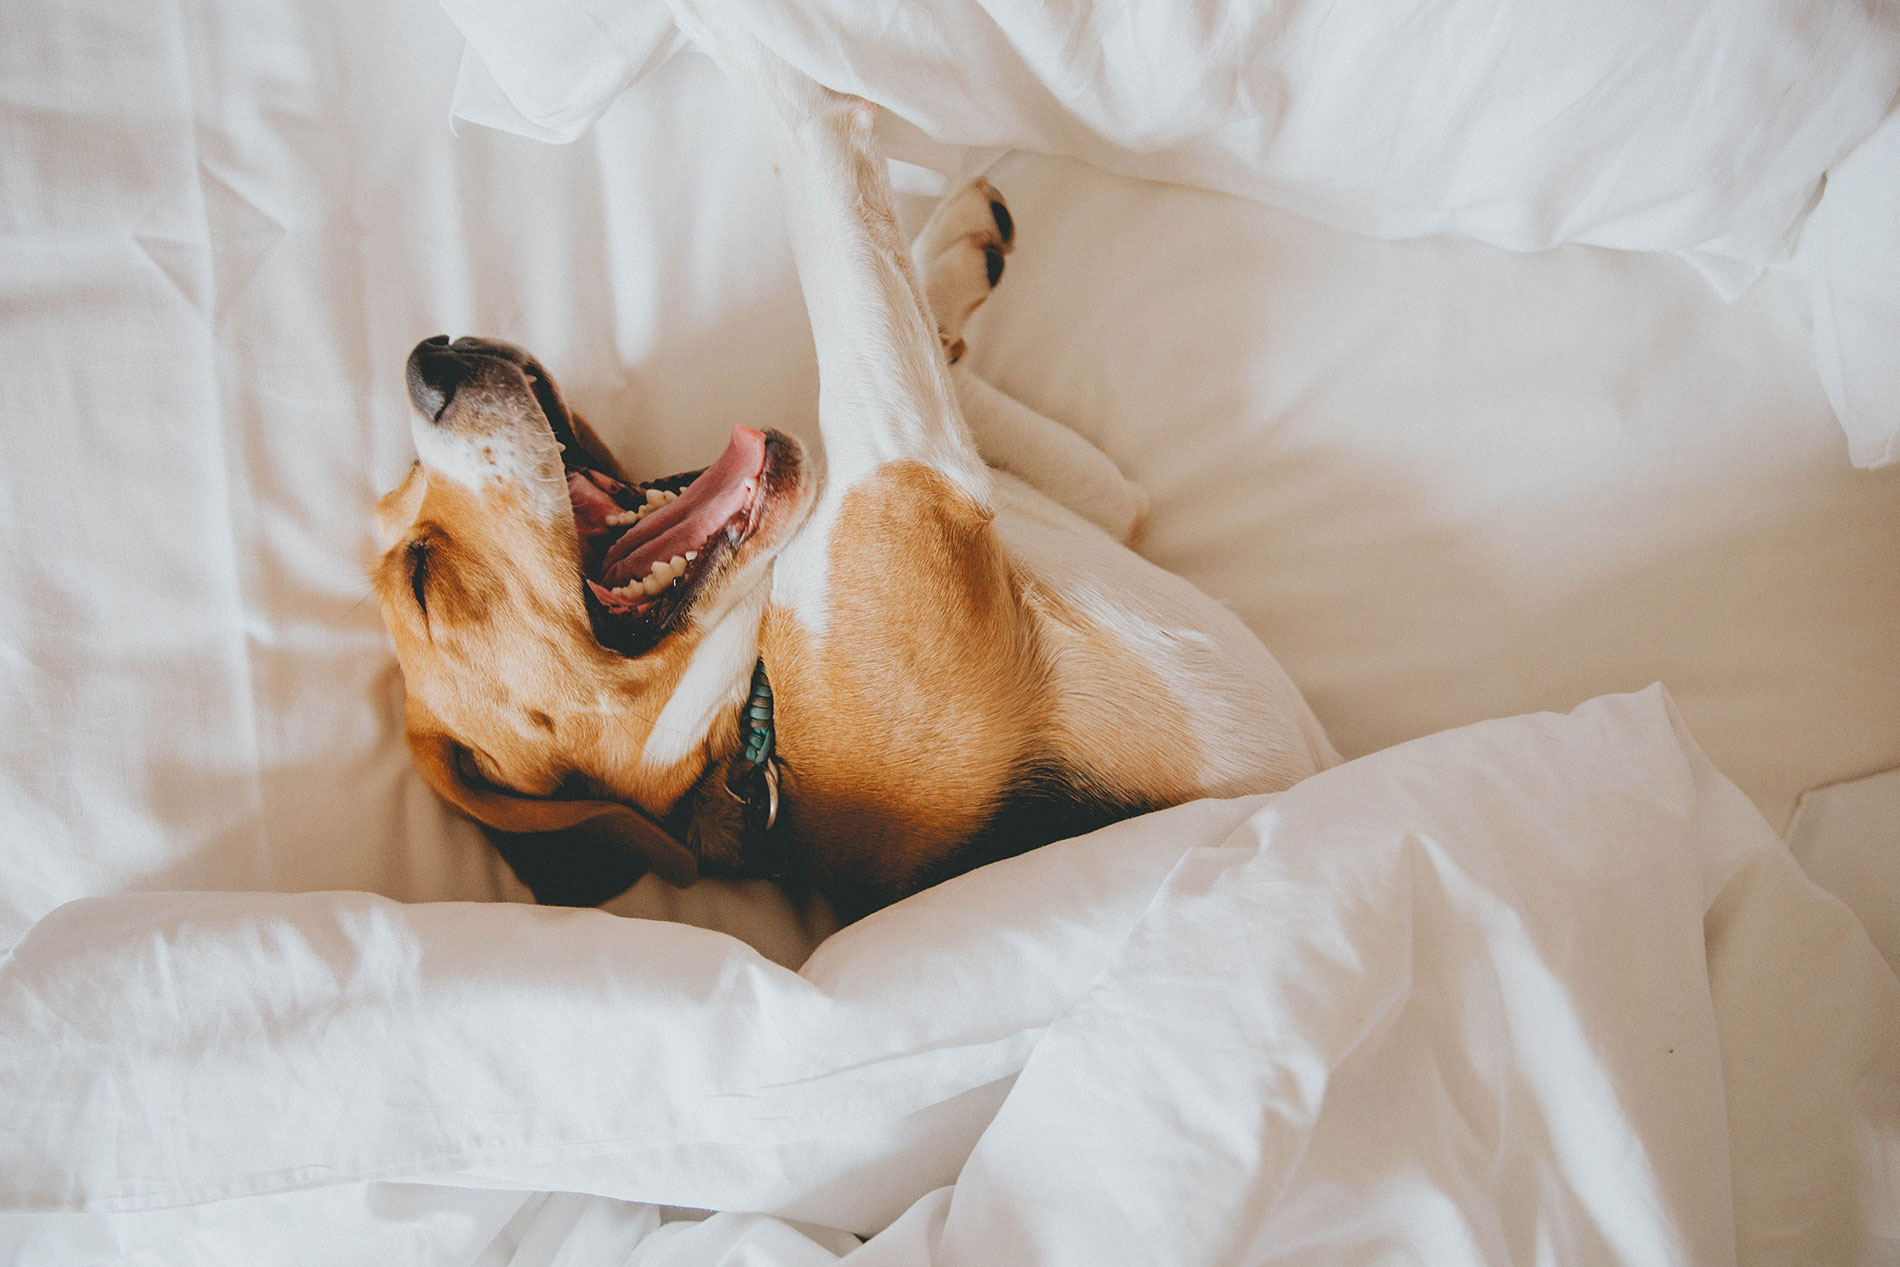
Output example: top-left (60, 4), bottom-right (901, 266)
top-left (408, 730), bottom-right (699, 891)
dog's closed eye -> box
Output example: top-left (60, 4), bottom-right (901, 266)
top-left (406, 537), bottom-right (433, 612)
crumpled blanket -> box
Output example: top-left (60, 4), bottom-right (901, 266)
top-left (4, 688), bottom-right (1894, 1264)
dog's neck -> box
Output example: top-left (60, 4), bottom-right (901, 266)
top-left (663, 649), bottom-right (779, 877)
top-left (634, 576), bottom-right (771, 777)
top-left (622, 568), bottom-right (785, 873)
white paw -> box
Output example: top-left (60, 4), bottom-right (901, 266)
top-left (912, 177), bottom-right (1014, 362)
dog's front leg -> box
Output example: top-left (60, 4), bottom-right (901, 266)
top-left (672, 12), bottom-right (988, 504)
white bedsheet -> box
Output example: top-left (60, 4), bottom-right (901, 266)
top-left (3, 690), bottom-right (1895, 1264)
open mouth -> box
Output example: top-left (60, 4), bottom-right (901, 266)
top-left (409, 337), bottom-right (786, 655)
top-left (514, 360), bottom-right (775, 653)
top-left (563, 427), bottom-right (769, 618)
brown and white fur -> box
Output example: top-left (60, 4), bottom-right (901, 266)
top-left (373, 23), bottom-right (1336, 922)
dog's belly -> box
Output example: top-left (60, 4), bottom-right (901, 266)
top-left (757, 464), bottom-right (1334, 918)
top-left (989, 472), bottom-right (1339, 799)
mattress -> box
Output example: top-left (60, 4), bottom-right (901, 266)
top-left (2, 0), bottom-right (1896, 1262)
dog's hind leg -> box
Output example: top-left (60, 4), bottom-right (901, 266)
top-left (952, 366), bottom-right (1150, 546)
top-left (912, 176), bottom-right (1014, 364)
top-left (907, 176), bottom-right (1147, 544)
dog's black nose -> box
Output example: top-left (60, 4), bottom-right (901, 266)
top-left (406, 335), bottom-right (463, 421)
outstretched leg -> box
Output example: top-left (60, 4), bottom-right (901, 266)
top-left (952, 366), bottom-right (1150, 546)
top-left (672, 11), bottom-right (988, 503)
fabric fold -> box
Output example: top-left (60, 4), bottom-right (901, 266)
top-left (5, 689), bottom-right (1893, 1264)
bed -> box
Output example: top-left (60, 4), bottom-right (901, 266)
top-left (2, 1), bottom-right (1897, 1263)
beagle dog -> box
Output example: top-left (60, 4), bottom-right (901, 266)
top-left (373, 26), bottom-right (1337, 922)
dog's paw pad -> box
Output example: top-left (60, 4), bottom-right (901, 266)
top-left (989, 198), bottom-right (1013, 244)
top-left (914, 178), bottom-right (1016, 356)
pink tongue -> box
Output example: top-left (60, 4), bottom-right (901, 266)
top-left (600, 425), bottom-right (766, 589)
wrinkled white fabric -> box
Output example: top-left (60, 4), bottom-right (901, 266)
top-left (442, 0), bottom-right (1900, 274)
top-left (1801, 110), bottom-right (1900, 469)
top-left (3, 690), bottom-right (1896, 1265)
top-left (444, 0), bottom-right (1900, 463)
top-left (959, 152), bottom-right (1900, 828)
top-left (1787, 767), bottom-right (1900, 979)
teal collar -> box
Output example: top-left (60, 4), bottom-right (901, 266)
top-left (722, 658), bottom-right (778, 833)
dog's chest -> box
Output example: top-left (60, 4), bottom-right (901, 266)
top-left (756, 462), bottom-right (1045, 897)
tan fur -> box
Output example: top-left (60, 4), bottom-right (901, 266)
top-left (763, 461), bottom-right (1044, 898)
top-left (1021, 584), bottom-right (1208, 809)
top-left (760, 461), bottom-right (1207, 901)
top-left (373, 473), bottom-right (708, 820)
top-left (405, 712), bottom-right (698, 886)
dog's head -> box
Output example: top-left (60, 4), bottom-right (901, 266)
top-left (372, 335), bottom-right (809, 887)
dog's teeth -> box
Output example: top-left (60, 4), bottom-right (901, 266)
top-left (667, 555), bottom-right (686, 575)
top-left (645, 488), bottom-right (665, 507)
top-left (684, 550), bottom-right (697, 562)
top-left (661, 490), bottom-right (678, 504)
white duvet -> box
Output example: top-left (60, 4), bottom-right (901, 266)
top-left (451, 0), bottom-right (1900, 462)
top-left (3, 689), bottom-right (1895, 1264)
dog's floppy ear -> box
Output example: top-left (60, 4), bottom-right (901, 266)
top-left (408, 730), bottom-right (700, 899)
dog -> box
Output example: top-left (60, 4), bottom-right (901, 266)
top-left (373, 29), bottom-right (1337, 923)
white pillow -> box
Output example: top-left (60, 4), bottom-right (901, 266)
top-left (441, 0), bottom-right (1900, 273)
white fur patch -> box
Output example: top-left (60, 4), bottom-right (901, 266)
top-left (409, 414), bottom-right (568, 519)
top-left (768, 493), bottom-right (839, 638)
top-left (639, 585), bottom-right (768, 771)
